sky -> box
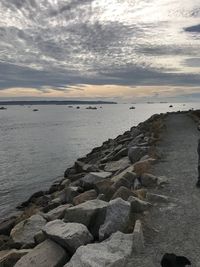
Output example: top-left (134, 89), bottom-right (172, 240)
top-left (0, 0), bottom-right (200, 102)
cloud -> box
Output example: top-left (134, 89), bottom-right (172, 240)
top-left (0, 0), bottom-right (200, 95)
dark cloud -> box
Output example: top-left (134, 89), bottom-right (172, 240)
top-left (185, 24), bottom-right (200, 33)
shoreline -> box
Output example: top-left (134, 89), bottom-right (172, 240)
top-left (0, 109), bottom-right (199, 266)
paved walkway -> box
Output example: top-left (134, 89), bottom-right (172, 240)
top-left (128, 113), bottom-right (200, 266)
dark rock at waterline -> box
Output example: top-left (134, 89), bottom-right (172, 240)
top-left (17, 191), bottom-right (46, 209)
top-left (128, 146), bottom-right (148, 164)
top-left (0, 217), bottom-right (16, 236)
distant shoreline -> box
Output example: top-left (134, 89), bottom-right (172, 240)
top-left (0, 100), bottom-right (117, 106)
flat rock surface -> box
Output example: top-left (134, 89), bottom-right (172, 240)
top-left (64, 231), bottom-right (134, 267)
top-left (43, 220), bottom-right (93, 253)
top-left (128, 113), bottom-right (200, 266)
top-left (14, 239), bottom-right (68, 267)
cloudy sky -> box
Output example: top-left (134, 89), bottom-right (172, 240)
top-left (0, 0), bottom-right (200, 102)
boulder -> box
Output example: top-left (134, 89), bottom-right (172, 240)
top-left (64, 199), bottom-right (108, 239)
top-left (54, 187), bottom-right (80, 204)
top-left (80, 172), bottom-right (112, 189)
top-left (34, 231), bottom-right (46, 244)
top-left (0, 217), bottom-right (16, 235)
top-left (114, 171), bottom-right (137, 190)
top-left (14, 239), bottom-right (68, 267)
top-left (44, 204), bottom-right (72, 221)
top-left (111, 186), bottom-right (137, 201)
top-left (133, 160), bottom-right (152, 175)
top-left (99, 198), bottom-right (131, 240)
top-left (43, 220), bottom-right (93, 254)
top-left (111, 147), bottom-right (128, 161)
top-left (0, 249), bottom-right (31, 267)
top-left (104, 157), bottom-right (130, 172)
top-left (74, 161), bottom-right (99, 173)
top-left (140, 173), bottom-right (158, 187)
top-left (128, 146), bottom-right (148, 164)
top-left (10, 214), bottom-right (46, 247)
top-left (128, 196), bottom-right (151, 213)
top-left (64, 231), bottom-right (134, 267)
top-left (94, 180), bottom-right (115, 201)
top-left (73, 190), bottom-right (97, 205)
top-left (111, 165), bottom-right (134, 183)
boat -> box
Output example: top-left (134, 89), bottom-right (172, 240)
top-left (0, 107), bottom-right (7, 110)
top-left (129, 106), bottom-right (135, 109)
top-left (33, 109), bottom-right (39, 112)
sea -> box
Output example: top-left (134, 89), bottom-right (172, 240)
top-left (0, 102), bottom-right (199, 219)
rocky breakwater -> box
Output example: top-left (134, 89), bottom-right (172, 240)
top-left (0, 113), bottom-right (169, 267)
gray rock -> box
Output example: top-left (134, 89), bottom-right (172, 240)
top-left (75, 161), bottom-right (99, 173)
top-left (94, 180), bottom-right (115, 201)
top-left (128, 146), bottom-right (148, 164)
top-left (112, 147), bottom-right (128, 161)
top-left (54, 187), bottom-right (79, 204)
top-left (14, 239), bottom-right (68, 267)
top-left (73, 190), bottom-right (97, 205)
top-left (64, 199), bottom-right (108, 238)
top-left (114, 171), bottom-right (137, 190)
top-left (157, 176), bottom-right (169, 186)
top-left (111, 165), bottom-right (134, 183)
top-left (44, 204), bottom-right (72, 221)
top-left (128, 196), bottom-right (151, 213)
top-left (132, 220), bottom-right (144, 253)
top-left (111, 186), bottom-right (137, 201)
top-left (140, 173), bottom-right (158, 187)
top-left (104, 157), bottom-right (130, 172)
top-left (99, 198), bottom-right (131, 240)
top-left (43, 220), bottom-right (93, 254)
top-left (80, 172), bottom-right (112, 189)
top-left (60, 179), bottom-right (71, 188)
top-left (34, 231), bottom-right (46, 244)
top-left (64, 231), bottom-right (134, 267)
top-left (10, 214), bottom-right (46, 247)
top-left (0, 249), bottom-right (31, 267)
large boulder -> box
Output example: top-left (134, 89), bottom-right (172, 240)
top-left (99, 198), bottom-right (131, 241)
top-left (128, 196), bottom-right (151, 213)
top-left (0, 249), bottom-right (31, 267)
top-left (10, 214), bottom-right (46, 247)
top-left (128, 146), bottom-right (148, 164)
top-left (111, 186), bottom-right (137, 201)
top-left (94, 180), bottom-right (115, 201)
top-left (54, 186), bottom-right (80, 204)
top-left (43, 220), bottom-right (93, 254)
top-left (111, 165), bottom-right (134, 183)
top-left (80, 172), bottom-right (112, 189)
top-left (114, 171), bottom-right (137, 190)
top-left (73, 190), bottom-right (97, 205)
top-left (64, 199), bottom-right (108, 239)
top-left (104, 157), bottom-right (130, 172)
top-left (140, 173), bottom-right (158, 187)
top-left (44, 204), bottom-right (72, 221)
top-left (14, 239), bottom-right (68, 267)
top-left (64, 231), bottom-right (134, 267)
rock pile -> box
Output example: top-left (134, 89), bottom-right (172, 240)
top-left (0, 113), bottom-right (169, 267)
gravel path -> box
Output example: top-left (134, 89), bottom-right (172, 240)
top-left (128, 113), bottom-right (200, 266)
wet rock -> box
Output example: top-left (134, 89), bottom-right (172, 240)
top-left (0, 235), bottom-right (10, 247)
top-left (0, 217), bottom-right (16, 235)
top-left (14, 239), bottom-right (68, 267)
top-left (128, 146), bottom-right (148, 164)
top-left (80, 172), bottom-right (112, 190)
top-left (111, 186), bottom-right (137, 201)
top-left (140, 173), bottom-right (158, 187)
top-left (44, 204), bottom-right (72, 221)
top-left (10, 214), bottom-right (46, 247)
top-left (64, 231), bottom-right (134, 267)
top-left (64, 199), bottom-right (108, 239)
top-left (99, 198), bottom-right (131, 240)
top-left (17, 191), bottom-right (46, 209)
top-left (0, 249), bottom-right (31, 267)
top-left (43, 220), bottom-right (93, 254)
top-left (128, 196), bottom-right (151, 213)
top-left (73, 190), bottom-right (97, 205)
top-left (104, 157), bottom-right (130, 172)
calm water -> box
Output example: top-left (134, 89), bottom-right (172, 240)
top-left (0, 103), bottom-right (199, 219)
